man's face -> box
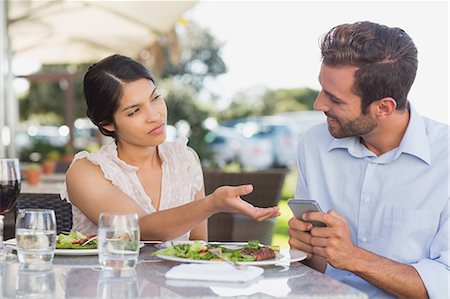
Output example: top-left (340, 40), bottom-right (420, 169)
top-left (314, 64), bottom-right (377, 138)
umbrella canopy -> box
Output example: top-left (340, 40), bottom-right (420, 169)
top-left (8, 0), bottom-right (196, 64)
top-left (1, 0), bottom-right (197, 158)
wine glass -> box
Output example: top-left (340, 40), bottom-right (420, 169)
top-left (0, 158), bottom-right (21, 252)
top-left (0, 158), bottom-right (21, 214)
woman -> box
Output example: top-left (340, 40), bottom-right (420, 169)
top-left (63, 54), bottom-right (279, 241)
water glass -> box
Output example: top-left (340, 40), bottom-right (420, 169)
top-left (15, 209), bottom-right (56, 265)
top-left (98, 213), bottom-right (140, 270)
top-left (16, 264), bottom-right (55, 298)
top-left (97, 269), bottom-right (138, 298)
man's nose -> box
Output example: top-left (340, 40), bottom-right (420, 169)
top-left (313, 91), bottom-right (328, 112)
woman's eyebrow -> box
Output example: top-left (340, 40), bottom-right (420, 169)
top-left (121, 87), bottom-right (158, 112)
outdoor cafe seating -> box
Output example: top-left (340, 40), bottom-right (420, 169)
top-left (203, 169), bottom-right (287, 245)
top-left (1, 169), bottom-right (368, 298)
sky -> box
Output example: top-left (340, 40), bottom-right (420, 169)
top-left (186, 1), bottom-right (449, 124)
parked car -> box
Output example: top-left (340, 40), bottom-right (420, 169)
top-left (221, 112), bottom-right (325, 169)
top-left (204, 126), bottom-right (273, 170)
top-left (226, 117), bottom-right (297, 168)
top-left (255, 120), bottom-right (299, 168)
top-left (204, 127), bottom-right (241, 168)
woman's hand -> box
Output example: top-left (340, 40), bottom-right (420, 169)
top-left (207, 185), bottom-right (280, 221)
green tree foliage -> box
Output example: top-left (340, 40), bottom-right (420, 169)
top-left (19, 65), bottom-right (87, 124)
top-left (159, 78), bottom-right (212, 159)
top-left (158, 22), bottom-right (227, 91)
top-left (261, 87), bottom-right (317, 115)
top-left (217, 87), bottom-right (319, 122)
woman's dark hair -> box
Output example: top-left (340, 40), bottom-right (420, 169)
top-left (83, 54), bottom-right (154, 138)
top-left (320, 21), bottom-right (418, 113)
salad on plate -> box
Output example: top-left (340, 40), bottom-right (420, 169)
top-left (154, 240), bottom-right (278, 262)
top-left (56, 231), bottom-right (98, 249)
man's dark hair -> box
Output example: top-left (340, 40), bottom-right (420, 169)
top-left (83, 54), bottom-right (154, 138)
top-left (320, 21), bottom-right (418, 113)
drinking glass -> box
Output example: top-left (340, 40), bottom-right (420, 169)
top-left (0, 158), bottom-right (21, 214)
top-left (16, 209), bottom-right (56, 265)
top-left (97, 269), bottom-right (138, 298)
top-left (98, 213), bottom-right (140, 270)
top-left (0, 158), bottom-right (21, 254)
top-left (16, 264), bottom-right (55, 298)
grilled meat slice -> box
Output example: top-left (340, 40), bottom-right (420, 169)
top-left (240, 247), bottom-right (276, 261)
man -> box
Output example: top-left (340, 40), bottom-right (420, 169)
top-left (288, 21), bottom-right (449, 298)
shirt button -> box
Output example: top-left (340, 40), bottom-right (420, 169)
top-left (362, 196), bottom-right (371, 203)
top-left (359, 236), bottom-right (368, 243)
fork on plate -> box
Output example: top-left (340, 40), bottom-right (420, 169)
top-left (209, 247), bottom-right (248, 270)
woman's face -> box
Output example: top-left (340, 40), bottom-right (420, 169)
top-left (104, 78), bottom-right (168, 147)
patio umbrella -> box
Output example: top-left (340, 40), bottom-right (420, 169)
top-left (0, 0), bottom-right (197, 157)
top-left (8, 0), bottom-right (196, 64)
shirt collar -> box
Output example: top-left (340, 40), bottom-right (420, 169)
top-left (327, 104), bottom-right (431, 164)
top-left (395, 104), bottom-right (431, 165)
top-left (328, 134), bottom-right (376, 159)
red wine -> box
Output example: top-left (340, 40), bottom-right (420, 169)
top-left (0, 180), bottom-right (21, 213)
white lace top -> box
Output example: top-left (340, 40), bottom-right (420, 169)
top-left (60, 137), bottom-right (203, 241)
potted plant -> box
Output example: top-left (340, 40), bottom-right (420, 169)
top-left (25, 163), bottom-right (42, 186)
top-left (42, 150), bottom-right (61, 174)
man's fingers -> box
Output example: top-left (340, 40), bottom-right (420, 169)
top-left (288, 227), bottom-right (312, 245)
top-left (303, 211), bottom-right (341, 227)
top-left (288, 236), bottom-right (314, 258)
top-left (288, 217), bottom-right (313, 231)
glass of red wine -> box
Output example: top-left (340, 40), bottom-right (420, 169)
top-left (0, 158), bottom-right (21, 249)
top-left (0, 158), bottom-right (21, 214)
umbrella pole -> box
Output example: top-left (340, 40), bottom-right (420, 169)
top-left (0, 0), bottom-right (8, 157)
top-left (5, 3), bottom-right (18, 159)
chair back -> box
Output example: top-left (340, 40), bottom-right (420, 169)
top-left (15, 193), bottom-right (73, 234)
top-left (203, 169), bottom-right (287, 244)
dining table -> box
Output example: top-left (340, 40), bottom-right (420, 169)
top-left (0, 244), bottom-right (368, 298)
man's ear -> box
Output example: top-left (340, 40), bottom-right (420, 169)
top-left (375, 97), bottom-right (397, 119)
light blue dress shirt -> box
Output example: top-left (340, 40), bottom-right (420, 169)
top-left (295, 105), bottom-right (449, 298)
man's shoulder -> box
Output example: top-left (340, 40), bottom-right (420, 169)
top-left (422, 116), bottom-right (449, 142)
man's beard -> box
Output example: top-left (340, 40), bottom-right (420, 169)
top-left (326, 111), bottom-right (377, 138)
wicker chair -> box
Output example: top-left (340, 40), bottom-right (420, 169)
top-left (14, 193), bottom-right (73, 234)
top-left (203, 169), bottom-right (287, 245)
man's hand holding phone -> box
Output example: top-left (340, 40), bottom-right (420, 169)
top-left (287, 199), bottom-right (325, 259)
top-left (288, 199), bottom-right (357, 271)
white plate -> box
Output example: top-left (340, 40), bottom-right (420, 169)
top-left (4, 239), bottom-right (144, 256)
top-left (155, 242), bottom-right (307, 266)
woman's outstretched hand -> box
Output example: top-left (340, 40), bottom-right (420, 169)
top-left (207, 185), bottom-right (280, 221)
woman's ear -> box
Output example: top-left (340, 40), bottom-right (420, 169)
top-left (102, 123), bottom-right (115, 133)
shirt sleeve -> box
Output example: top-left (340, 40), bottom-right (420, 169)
top-left (411, 198), bottom-right (450, 298)
top-left (295, 136), bottom-right (309, 199)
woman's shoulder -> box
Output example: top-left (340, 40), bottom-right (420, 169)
top-left (67, 142), bottom-right (123, 182)
top-left (160, 137), bottom-right (200, 162)
top-left (66, 157), bottom-right (103, 183)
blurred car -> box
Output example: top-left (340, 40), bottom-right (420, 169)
top-left (222, 112), bottom-right (325, 169)
top-left (238, 134), bottom-right (274, 170)
top-left (255, 119), bottom-right (299, 168)
top-left (204, 126), bottom-right (242, 168)
top-left (228, 117), bottom-right (298, 168)
top-left (204, 126), bottom-right (273, 170)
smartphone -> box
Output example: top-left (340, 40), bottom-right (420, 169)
top-left (287, 199), bottom-right (326, 227)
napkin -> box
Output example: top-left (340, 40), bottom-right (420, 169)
top-left (165, 264), bottom-right (264, 282)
